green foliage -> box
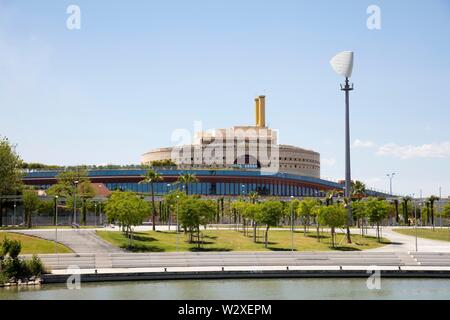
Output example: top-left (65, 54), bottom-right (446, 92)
top-left (255, 200), bottom-right (284, 247)
top-left (0, 136), bottom-right (23, 196)
top-left (25, 255), bottom-right (45, 276)
top-left (47, 169), bottom-right (90, 198)
top-left (178, 197), bottom-right (216, 243)
top-left (22, 190), bottom-right (41, 228)
top-left (317, 204), bottom-right (347, 229)
top-left (0, 238), bottom-right (45, 281)
top-left (297, 198), bottom-right (320, 219)
top-left (443, 202), bottom-right (450, 218)
top-left (150, 159), bottom-right (176, 167)
top-left (104, 191), bottom-right (150, 233)
top-left (177, 173), bottom-right (199, 194)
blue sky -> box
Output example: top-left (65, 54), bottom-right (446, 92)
top-left (1, 0), bottom-right (449, 197)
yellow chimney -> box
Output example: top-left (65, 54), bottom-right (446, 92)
top-left (258, 95), bottom-right (266, 127)
top-left (255, 97), bottom-right (260, 126)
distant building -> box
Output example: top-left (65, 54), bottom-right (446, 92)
top-left (142, 96), bottom-right (320, 178)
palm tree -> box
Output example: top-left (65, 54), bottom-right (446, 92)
top-left (351, 181), bottom-right (366, 200)
top-left (139, 169), bottom-right (163, 231)
top-left (325, 189), bottom-right (340, 206)
top-left (248, 191), bottom-right (259, 204)
top-left (393, 198), bottom-right (400, 224)
top-left (428, 195), bottom-right (440, 230)
top-left (177, 173), bottom-right (199, 195)
top-left (402, 196), bottom-right (412, 226)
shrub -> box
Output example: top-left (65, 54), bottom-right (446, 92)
top-left (1, 238), bottom-right (22, 258)
top-left (26, 255), bottom-right (45, 277)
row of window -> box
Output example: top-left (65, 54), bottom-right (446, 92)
top-left (104, 182), bottom-right (324, 197)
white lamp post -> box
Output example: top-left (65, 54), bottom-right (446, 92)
top-left (290, 195), bottom-right (294, 252)
top-left (387, 173), bottom-right (396, 196)
top-left (330, 50), bottom-right (354, 243)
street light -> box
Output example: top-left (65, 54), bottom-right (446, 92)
top-left (330, 51), bottom-right (354, 243)
top-left (176, 194), bottom-right (180, 252)
top-left (13, 201), bottom-right (16, 226)
top-left (73, 180), bottom-right (79, 226)
top-left (386, 173), bottom-right (396, 196)
top-left (54, 195), bottom-right (59, 257)
top-left (290, 195), bottom-right (294, 252)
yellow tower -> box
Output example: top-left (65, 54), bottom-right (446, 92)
top-left (258, 95), bottom-right (266, 127)
top-left (255, 97), bottom-right (260, 126)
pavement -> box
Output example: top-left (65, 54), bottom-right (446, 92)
top-left (7, 229), bottom-right (123, 254)
top-left (6, 225), bottom-right (450, 273)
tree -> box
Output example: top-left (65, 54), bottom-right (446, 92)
top-left (0, 137), bottom-right (23, 227)
top-left (77, 181), bottom-right (95, 225)
top-left (243, 203), bottom-right (262, 242)
top-left (255, 200), bottom-right (283, 248)
top-left (365, 197), bottom-right (390, 242)
top-left (104, 191), bottom-right (150, 247)
top-left (392, 198), bottom-right (400, 224)
top-left (47, 169), bottom-right (91, 225)
top-left (317, 204), bottom-right (347, 247)
top-left (402, 196), bottom-right (412, 226)
top-left (443, 202), bottom-right (450, 226)
top-left (311, 204), bottom-right (324, 241)
top-left (177, 173), bottom-right (199, 195)
top-left (352, 200), bottom-right (368, 236)
top-left (139, 169), bottom-right (163, 231)
top-left (163, 190), bottom-right (187, 230)
top-left (296, 198), bottom-right (319, 235)
top-left (351, 181), bottom-right (366, 200)
top-left (23, 190), bottom-right (40, 228)
top-left (178, 197), bottom-right (215, 247)
top-left (428, 195), bottom-right (440, 229)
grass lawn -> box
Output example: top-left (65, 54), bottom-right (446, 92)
top-left (0, 232), bottom-right (72, 254)
top-left (393, 228), bottom-right (450, 242)
top-left (97, 229), bottom-right (389, 252)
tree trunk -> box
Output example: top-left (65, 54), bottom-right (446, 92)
top-left (265, 225), bottom-right (269, 248)
top-left (316, 223), bottom-right (320, 242)
top-left (151, 183), bottom-right (156, 231)
top-left (253, 221), bottom-right (257, 243)
top-left (331, 226), bottom-right (335, 247)
top-left (0, 198), bottom-right (3, 227)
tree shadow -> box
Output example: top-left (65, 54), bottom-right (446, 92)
top-left (189, 247), bottom-right (232, 252)
top-left (267, 247), bottom-right (296, 251)
top-left (131, 235), bottom-right (158, 242)
top-left (332, 246), bottom-right (361, 251)
top-left (121, 244), bottom-right (165, 252)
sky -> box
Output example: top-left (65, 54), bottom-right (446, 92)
top-left (0, 0), bottom-right (449, 198)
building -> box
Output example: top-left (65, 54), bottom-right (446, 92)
top-left (141, 96), bottom-right (320, 178)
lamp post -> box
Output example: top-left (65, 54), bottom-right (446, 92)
top-left (13, 201), bottom-right (16, 226)
top-left (73, 180), bottom-right (79, 226)
top-left (94, 202), bottom-right (97, 227)
top-left (176, 194), bottom-right (180, 252)
top-left (290, 195), bottom-right (294, 252)
top-left (330, 51), bottom-right (354, 243)
top-left (54, 195), bottom-right (59, 255)
top-left (386, 173), bottom-right (396, 196)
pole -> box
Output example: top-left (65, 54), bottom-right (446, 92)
top-left (13, 201), bottom-right (16, 226)
top-left (55, 196), bottom-right (59, 266)
top-left (73, 183), bottom-right (77, 226)
top-left (291, 197), bottom-right (294, 252)
top-left (176, 202), bottom-right (179, 252)
top-left (342, 77), bottom-right (353, 243)
top-left (414, 202), bottom-right (418, 252)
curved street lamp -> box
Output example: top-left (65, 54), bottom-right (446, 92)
top-left (330, 51), bottom-right (354, 243)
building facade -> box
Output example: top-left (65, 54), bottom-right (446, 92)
top-left (142, 96), bottom-right (320, 178)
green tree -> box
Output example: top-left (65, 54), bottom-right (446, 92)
top-left (428, 195), bottom-right (440, 229)
top-left (243, 203), bottom-right (262, 242)
top-left (317, 204), bottom-right (347, 247)
top-left (139, 169), bottom-right (163, 231)
top-left (352, 200), bottom-right (368, 236)
top-left (77, 181), bottom-right (95, 225)
top-left (178, 197), bottom-right (215, 247)
top-left (402, 196), bottom-right (412, 226)
top-left (255, 200), bottom-right (283, 248)
top-left (365, 197), bottom-right (390, 242)
top-left (23, 190), bottom-right (40, 228)
top-left (163, 190), bottom-right (187, 230)
top-left (442, 202), bottom-right (450, 225)
top-left (296, 198), bottom-right (319, 235)
top-left (392, 198), bottom-right (400, 224)
top-left (177, 173), bottom-right (199, 195)
top-left (104, 191), bottom-right (150, 247)
top-left (0, 137), bottom-right (23, 227)
top-left (351, 181), bottom-right (366, 200)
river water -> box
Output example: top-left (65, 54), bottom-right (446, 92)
top-left (1, 278), bottom-right (450, 300)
